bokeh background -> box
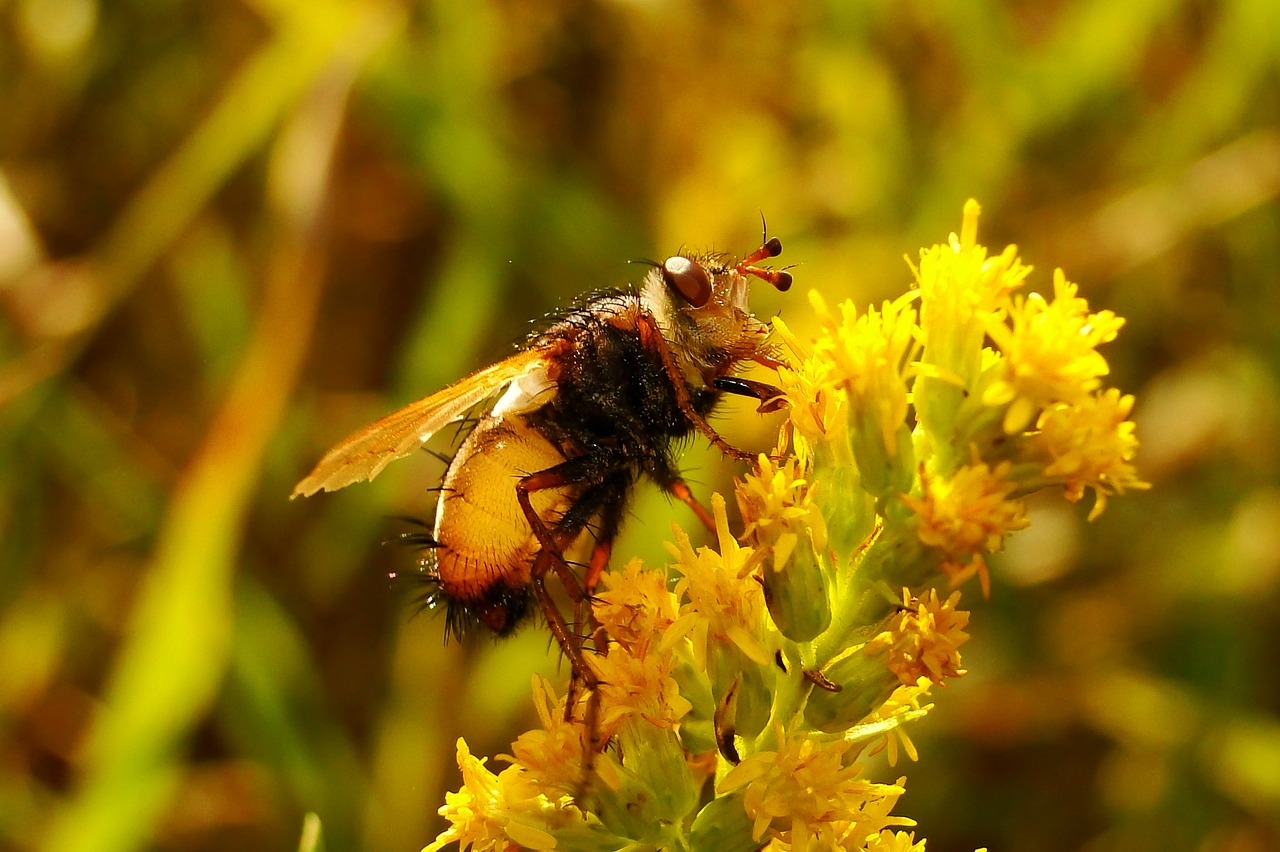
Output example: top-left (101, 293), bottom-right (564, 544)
top-left (3, 1), bottom-right (1278, 850)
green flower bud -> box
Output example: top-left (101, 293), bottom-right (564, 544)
top-left (761, 530), bottom-right (831, 642)
top-left (804, 646), bottom-right (900, 734)
top-left (592, 726), bottom-right (697, 843)
top-left (672, 658), bottom-right (717, 756)
top-left (707, 648), bottom-right (774, 744)
top-left (689, 792), bottom-right (763, 852)
top-left (811, 444), bottom-right (876, 563)
top-left (849, 416), bottom-right (915, 501)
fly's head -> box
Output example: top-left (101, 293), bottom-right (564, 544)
top-left (643, 237), bottom-right (793, 376)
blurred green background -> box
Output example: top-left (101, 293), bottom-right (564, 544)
top-left (2, 0), bottom-right (1278, 850)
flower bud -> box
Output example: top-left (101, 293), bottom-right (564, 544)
top-left (737, 456), bottom-right (833, 642)
top-left (592, 726), bottom-right (698, 842)
top-left (671, 657), bottom-right (716, 756)
top-left (689, 792), bottom-right (761, 852)
top-left (804, 646), bottom-right (900, 734)
top-left (760, 530), bottom-right (831, 642)
top-left (707, 648), bottom-right (773, 744)
top-left (849, 416), bottom-right (915, 501)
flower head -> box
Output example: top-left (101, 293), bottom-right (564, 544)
top-left (984, 269), bottom-right (1126, 433)
top-left (737, 454), bottom-right (826, 567)
top-left (504, 676), bottom-right (588, 793)
top-left (863, 589), bottom-right (970, 687)
top-left (591, 557), bottom-right (677, 655)
top-left (590, 637), bottom-right (692, 739)
top-left (1034, 387), bottom-right (1150, 519)
top-left (667, 493), bottom-right (774, 669)
top-left (773, 312), bottom-right (850, 449)
top-left (913, 199), bottom-right (1031, 383)
top-left (737, 454), bottom-right (832, 641)
top-left (864, 829), bottom-right (929, 852)
top-left (856, 683), bottom-right (935, 767)
top-left (718, 726), bottom-right (912, 850)
top-left (426, 738), bottom-right (573, 852)
top-left (906, 461), bottom-right (1027, 555)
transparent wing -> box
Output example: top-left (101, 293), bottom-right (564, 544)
top-left (292, 347), bottom-right (553, 497)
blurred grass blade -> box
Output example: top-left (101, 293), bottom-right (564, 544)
top-left (0, 0), bottom-right (384, 409)
top-left (298, 813), bottom-right (325, 852)
top-left (36, 7), bottom-right (402, 849)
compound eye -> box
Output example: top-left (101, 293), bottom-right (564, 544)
top-left (662, 256), bottom-right (712, 307)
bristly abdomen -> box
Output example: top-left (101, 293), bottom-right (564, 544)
top-left (395, 522), bottom-right (535, 641)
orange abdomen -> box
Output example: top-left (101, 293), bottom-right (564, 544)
top-left (430, 415), bottom-right (577, 627)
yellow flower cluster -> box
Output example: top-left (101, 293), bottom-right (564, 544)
top-left (426, 737), bottom-right (583, 852)
top-left (1035, 387), bottom-right (1144, 520)
top-left (863, 589), bottom-right (970, 687)
top-left (426, 201), bottom-right (1145, 852)
top-left (984, 270), bottom-right (1125, 433)
top-left (718, 724), bottom-right (912, 850)
top-left (900, 461), bottom-right (1028, 595)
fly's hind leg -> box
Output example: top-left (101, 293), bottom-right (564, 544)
top-left (551, 475), bottom-right (631, 762)
top-left (515, 460), bottom-right (599, 672)
top-left (515, 457), bottom-right (628, 634)
top-left (516, 458), bottom-right (626, 787)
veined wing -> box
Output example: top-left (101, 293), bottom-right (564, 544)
top-left (292, 347), bottom-right (554, 498)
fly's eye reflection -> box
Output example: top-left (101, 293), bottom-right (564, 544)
top-left (292, 235), bottom-right (792, 785)
top-left (662, 255), bottom-right (712, 307)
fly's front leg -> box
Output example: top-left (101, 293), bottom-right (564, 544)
top-left (633, 310), bottom-right (756, 461)
top-left (713, 375), bottom-right (791, 461)
top-left (713, 375), bottom-right (788, 414)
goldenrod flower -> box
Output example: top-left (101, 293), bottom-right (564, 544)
top-left (1034, 387), bottom-right (1150, 520)
top-left (504, 676), bottom-right (588, 792)
top-left (863, 829), bottom-right (929, 852)
top-left (984, 268), bottom-right (1126, 434)
top-left (857, 683), bottom-right (933, 767)
top-left (912, 198), bottom-right (1030, 444)
top-left (667, 493), bottom-right (774, 670)
top-left (863, 589), bottom-right (970, 687)
top-left (812, 291), bottom-right (921, 498)
top-left (426, 738), bottom-right (569, 852)
top-left (913, 200), bottom-right (1030, 365)
top-left (718, 725), bottom-right (912, 850)
top-left (590, 638), bottom-right (692, 737)
top-left (905, 460), bottom-right (1027, 555)
top-left (592, 557), bottom-right (678, 654)
top-left (937, 554), bottom-right (991, 596)
top-left (737, 454), bottom-right (832, 641)
top-left (737, 454), bottom-right (825, 567)
top-left (773, 313), bottom-right (849, 448)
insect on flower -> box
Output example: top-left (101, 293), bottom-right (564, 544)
top-left (292, 236), bottom-right (793, 752)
